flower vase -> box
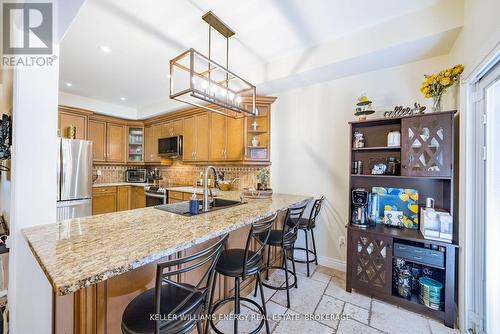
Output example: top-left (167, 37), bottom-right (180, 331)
top-left (432, 94), bottom-right (442, 112)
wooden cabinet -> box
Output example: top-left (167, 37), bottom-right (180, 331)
top-left (347, 229), bottom-right (392, 295)
top-left (116, 186), bottom-right (131, 211)
top-left (401, 113), bottom-right (453, 177)
top-left (106, 123), bottom-right (126, 163)
top-left (127, 127), bottom-right (144, 162)
top-left (183, 113), bottom-right (209, 161)
top-left (144, 124), bottom-right (162, 163)
top-left (92, 187), bottom-right (117, 215)
top-left (167, 191), bottom-right (184, 204)
top-left (131, 186), bottom-right (146, 209)
top-left (245, 104), bottom-right (270, 162)
top-left (59, 111), bottom-right (87, 139)
top-left (88, 120), bottom-right (106, 162)
top-left (165, 120), bottom-right (183, 137)
top-left (209, 113), bottom-right (245, 161)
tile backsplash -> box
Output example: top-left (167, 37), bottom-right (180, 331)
top-left (93, 162), bottom-right (268, 190)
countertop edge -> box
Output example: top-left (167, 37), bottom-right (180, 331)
top-left (27, 196), bottom-right (311, 296)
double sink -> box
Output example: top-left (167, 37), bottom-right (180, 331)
top-left (155, 198), bottom-right (245, 216)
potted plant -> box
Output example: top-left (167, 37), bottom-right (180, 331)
top-left (420, 64), bottom-right (464, 112)
top-left (256, 168), bottom-right (270, 190)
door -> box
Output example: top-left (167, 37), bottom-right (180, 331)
top-left (195, 113), bottom-right (210, 161)
top-left (127, 127), bottom-right (144, 162)
top-left (88, 120), bottom-right (106, 162)
top-left (106, 123), bottom-right (126, 162)
top-left (131, 186), bottom-right (146, 209)
top-left (60, 139), bottom-right (92, 201)
top-left (348, 229), bottom-right (392, 295)
top-left (92, 187), bottom-right (117, 215)
top-left (209, 113), bottom-right (226, 161)
top-left (401, 113), bottom-right (453, 177)
top-left (59, 112), bottom-right (87, 139)
top-left (226, 116), bottom-right (244, 160)
top-left (183, 116), bottom-right (196, 161)
top-left (116, 186), bottom-right (131, 212)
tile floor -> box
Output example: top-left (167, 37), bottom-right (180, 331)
top-left (212, 261), bottom-right (460, 334)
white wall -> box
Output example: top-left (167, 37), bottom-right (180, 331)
top-left (59, 91), bottom-right (138, 119)
top-left (270, 55), bottom-right (452, 267)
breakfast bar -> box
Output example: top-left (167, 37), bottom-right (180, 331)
top-left (23, 192), bottom-right (311, 333)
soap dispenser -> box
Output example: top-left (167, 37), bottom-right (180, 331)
top-left (189, 192), bottom-right (199, 215)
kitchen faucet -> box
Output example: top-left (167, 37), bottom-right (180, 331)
top-left (202, 165), bottom-right (218, 212)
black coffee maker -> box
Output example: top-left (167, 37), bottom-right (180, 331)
top-left (351, 188), bottom-right (370, 228)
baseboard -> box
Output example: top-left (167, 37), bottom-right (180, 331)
top-left (317, 255), bottom-right (346, 272)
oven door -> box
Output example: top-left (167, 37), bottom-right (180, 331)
top-left (145, 192), bottom-right (166, 207)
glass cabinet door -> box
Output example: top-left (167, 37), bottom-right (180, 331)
top-left (401, 113), bottom-right (453, 177)
top-left (128, 127), bottom-right (144, 162)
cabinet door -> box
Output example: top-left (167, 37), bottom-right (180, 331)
top-left (144, 126), bottom-right (153, 162)
top-left (59, 112), bottom-right (87, 139)
top-left (195, 113), bottom-right (210, 161)
top-left (145, 125), bottom-right (161, 162)
top-left (348, 229), bottom-right (392, 295)
top-left (226, 117), bottom-right (244, 160)
top-left (130, 186), bottom-right (146, 209)
top-left (116, 186), bottom-right (131, 212)
top-left (183, 116), bottom-right (196, 161)
top-left (106, 123), bottom-right (126, 162)
top-left (401, 113), bottom-right (452, 177)
top-left (171, 120), bottom-right (183, 136)
top-left (92, 193), bottom-right (117, 215)
top-left (209, 113), bottom-right (226, 161)
top-left (88, 120), bottom-right (106, 162)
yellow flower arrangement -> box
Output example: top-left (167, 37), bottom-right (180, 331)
top-left (420, 64), bottom-right (464, 99)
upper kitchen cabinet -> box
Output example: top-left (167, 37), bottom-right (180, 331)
top-left (183, 113), bottom-right (209, 161)
top-left (144, 124), bottom-right (162, 163)
top-left (401, 112), bottom-right (453, 178)
top-left (88, 117), bottom-right (127, 163)
top-left (106, 123), bottom-right (126, 163)
top-left (209, 113), bottom-right (244, 161)
top-left (58, 106), bottom-right (91, 139)
top-left (127, 126), bottom-right (144, 162)
top-left (165, 119), bottom-right (183, 137)
top-left (88, 120), bottom-right (106, 162)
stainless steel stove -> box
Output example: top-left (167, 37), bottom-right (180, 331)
top-left (144, 185), bottom-right (166, 207)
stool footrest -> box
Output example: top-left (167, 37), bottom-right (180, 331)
top-left (261, 266), bottom-right (297, 291)
top-left (288, 247), bottom-right (317, 264)
top-left (209, 297), bottom-right (266, 334)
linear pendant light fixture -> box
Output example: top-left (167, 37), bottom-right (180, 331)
top-left (169, 11), bottom-right (256, 118)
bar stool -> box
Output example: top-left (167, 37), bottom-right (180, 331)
top-left (206, 214), bottom-right (276, 334)
top-left (257, 204), bottom-right (307, 308)
top-left (121, 234), bottom-right (228, 334)
top-left (287, 196), bottom-right (325, 277)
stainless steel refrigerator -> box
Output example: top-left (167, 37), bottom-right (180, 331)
top-left (56, 138), bottom-right (93, 221)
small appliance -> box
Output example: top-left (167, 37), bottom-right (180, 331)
top-left (351, 188), bottom-right (370, 228)
top-left (125, 169), bottom-right (147, 183)
top-left (158, 135), bottom-right (182, 157)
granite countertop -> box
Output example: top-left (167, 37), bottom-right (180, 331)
top-left (23, 192), bottom-right (311, 296)
top-left (166, 186), bottom-right (221, 196)
top-left (93, 182), bottom-right (150, 187)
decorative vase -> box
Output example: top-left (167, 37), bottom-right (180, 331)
top-left (432, 94), bottom-right (442, 112)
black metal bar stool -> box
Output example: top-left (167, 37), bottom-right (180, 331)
top-left (257, 204), bottom-right (307, 308)
top-left (121, 234), bottom-right (228, 334)
top-left (206, 214), bottom-right (276, 334)
top-left (287, 196), bottom-right (325, 277)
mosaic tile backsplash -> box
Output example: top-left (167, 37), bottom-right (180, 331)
top-left (93, 161), bottom-right (268, 190)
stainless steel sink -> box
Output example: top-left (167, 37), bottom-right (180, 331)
top-left (154, 198), bottom-right (245, 216)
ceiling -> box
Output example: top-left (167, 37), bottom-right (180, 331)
top-left (59, 0), bottom-right (463, 119)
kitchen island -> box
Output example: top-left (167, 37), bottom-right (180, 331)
top-left (23, 192), bottom-right (311, 333)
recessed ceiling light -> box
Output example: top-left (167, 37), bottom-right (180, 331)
top-left (98, 45), bottom-right (112, 53)
top-left (65, 82), bottom-right (73, 87)
top-left (120, 97), bottom-right (127, 101)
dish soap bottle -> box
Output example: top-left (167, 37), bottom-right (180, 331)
top-left (189, 192), bottom-right (199, 215)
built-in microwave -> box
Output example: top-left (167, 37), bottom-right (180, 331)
top-left (158, 136), bottom-right (182, 157)
top-left (125, 169), bottom-right (147, 183)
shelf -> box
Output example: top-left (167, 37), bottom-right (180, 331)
top-left (129, 142), bottom-right (143, 145)
top-left (129, 153), bottom-right (142, 155)
top-left (248, 146), bottom-right (267, 149)
top-left (391, 290), bottom-right (445, 314)
top-left (392, 255), bottom-right (445, 270)
top-left (352, 146), bottom-right (400, 151)
top-left (248, 130), bottom-right (267, 134)
top-left (347, 224), bottom-right (458, 248)
top-left (350, 174), bottom-right (452, 180)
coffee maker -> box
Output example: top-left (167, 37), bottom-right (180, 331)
top-left (351, 188), bottom-right (370, 228)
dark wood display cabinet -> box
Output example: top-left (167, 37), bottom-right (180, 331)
top-left (346, 111), bottom-right (459, 328)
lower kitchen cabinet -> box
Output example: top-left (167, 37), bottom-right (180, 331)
top-left (116, 186), bottom-right (131, 211)
top-left (131, 186), bottom-right (146, 209)
top-left (92, 187), bottom-right (117, 215)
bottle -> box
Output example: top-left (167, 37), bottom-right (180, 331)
top-left (189, 192), bottom-right (199, 215)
